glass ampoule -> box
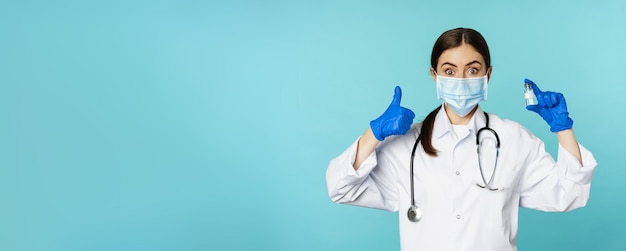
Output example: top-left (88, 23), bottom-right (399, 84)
top-left (524, 83), bottom-right (538, 106)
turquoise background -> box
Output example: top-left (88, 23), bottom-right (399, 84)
top-left (1, 0), bottom-right (624, 250)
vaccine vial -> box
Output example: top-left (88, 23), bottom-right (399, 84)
top-left (524, 83), bottom-right (538, 106)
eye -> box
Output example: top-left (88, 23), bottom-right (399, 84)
top-left (467, 68), bottom-right (478, 75)
top-left (445, 69), bottom-right (454, 75)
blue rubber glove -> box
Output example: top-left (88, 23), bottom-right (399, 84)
top-left (524, 79), bottom-right (573, 132)
top-left (370, 86), bottom-right (415, 141)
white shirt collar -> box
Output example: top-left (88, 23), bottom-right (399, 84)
top-left (433, 104), bottom-right (488, 139)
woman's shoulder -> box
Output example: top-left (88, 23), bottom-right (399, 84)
top-left (487, 113), bottom-right (537, 140)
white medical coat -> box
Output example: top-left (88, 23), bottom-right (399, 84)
top-left (326, 106), bottom-right (597, 251)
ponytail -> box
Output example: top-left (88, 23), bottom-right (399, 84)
top-left (420, 106), bottom-right (442, 157)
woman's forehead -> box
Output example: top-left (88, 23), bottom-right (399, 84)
top-left (438, 44), bottom-right (485, 66)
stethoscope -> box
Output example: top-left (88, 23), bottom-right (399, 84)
top-left (407, 112), bottom-right (501, 223)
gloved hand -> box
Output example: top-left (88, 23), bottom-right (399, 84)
top-left (524, 79), bottom-right (573, 132)
top-left (370, 86), bottom-right (415, 141)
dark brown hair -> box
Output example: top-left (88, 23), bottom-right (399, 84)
top-left (421, 28), bottom-right (491, 156)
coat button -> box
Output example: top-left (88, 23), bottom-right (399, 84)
top-left (456, 214), bottom-right (461, 219)
top-left (455, 171), bottom-right (460, 175)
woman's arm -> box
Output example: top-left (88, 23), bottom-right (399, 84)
top-left (519, 126), bottom-right (596, 212)
top-left (556, 129), bottom-right (582, 164)
top-left (354, 127), bottom-right (379, 169)
top-left (355, 86), bottom-right (414, 168)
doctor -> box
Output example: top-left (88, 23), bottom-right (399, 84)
top-left (325, 27), bottom-right (597, 250)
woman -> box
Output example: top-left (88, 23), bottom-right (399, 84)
top-left (325, 28), bottom-right (597, 250)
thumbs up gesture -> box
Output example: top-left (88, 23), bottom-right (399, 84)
top-left (369, 86), bottom-right (416, 141)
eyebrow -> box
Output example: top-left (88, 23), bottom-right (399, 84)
top-left (441, 60), bottom-right (483, 68)
top-left (466, 60), bottom-right (482, 66)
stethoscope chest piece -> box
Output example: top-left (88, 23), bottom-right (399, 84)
top-left (407, 205), bottom-right (422, 222)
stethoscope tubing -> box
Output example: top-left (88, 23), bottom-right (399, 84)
top-left (408, 112), bottom-right (501, 222)
top-left (409, 134), bottom-right (422, 207)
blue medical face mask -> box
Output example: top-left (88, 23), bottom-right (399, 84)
top-left (436, 75), bottom-right (489, 117)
